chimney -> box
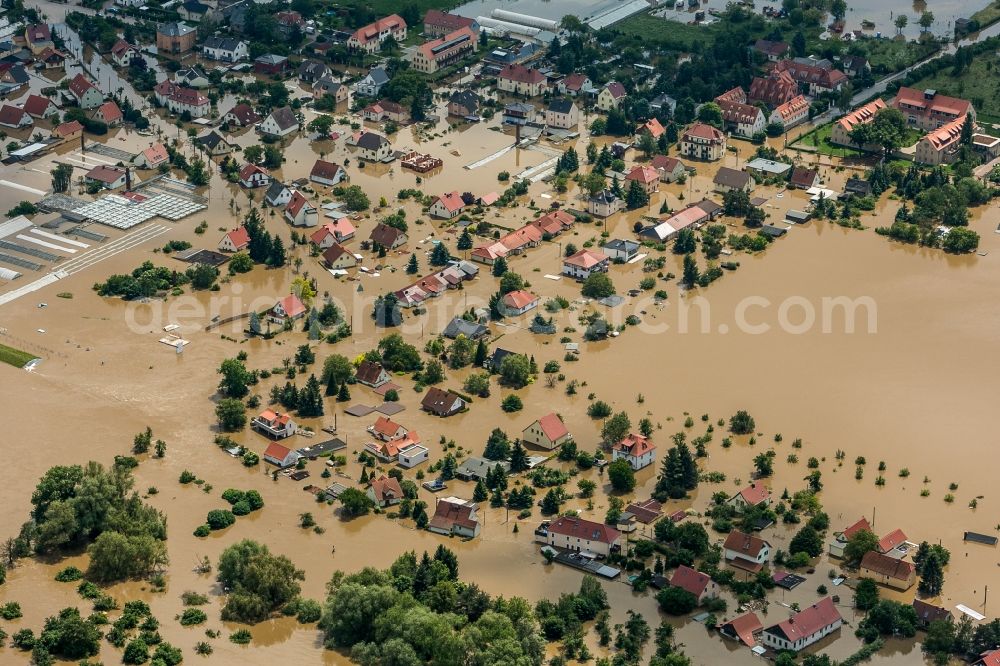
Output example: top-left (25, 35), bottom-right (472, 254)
top-left (125, 166), bottom-right (131, 191)
top-left (80, 133), bottom-right (85, 153)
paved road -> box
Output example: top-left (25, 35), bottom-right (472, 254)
top-left (814, 21), bottom-right (1000, 125)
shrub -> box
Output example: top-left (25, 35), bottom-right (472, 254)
top-left (179, 608), bottom-right (207, 626)
top-left (55, 566), bottom-right (84, 582)
top-left (193, 524), bottom-right (210, 537)
top-left (206, 510), bottom-right (236, 530)
top-left (230, 629), bottom-right (252, 645)
top-left (181, 591), bottom-right (209, 606)
top-left (179, 470), bottom-right (196, 483)
top-left (501, 395), bottom-right (523, 412)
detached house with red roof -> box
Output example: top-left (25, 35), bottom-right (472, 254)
top-left (748, 70), bottom-right (799, 108)
top-left (612, 433), bottom-right (656, 470)
top-left (253, 409), bottom-right (297, 440)
top-left (36, 47), bottom-right (67, 71)
top-left (916, 116), bottom-right (968, 165)
top-left (522, 412), bottom-right (571, 450)
top-left (218, 227), bottom-right (250, 253)
top-left (24, 23), bottom-right (52, 55)
top-left (429, 191), bottom-right (466, 219)
top-left (322, 242), bottom-right (357, 271)
top-left (497, 64), bottom-right (546, 97)
top-left (720, 612), bottom-right (764, 647)
top-left (860, 551), bottom-right (916, 590)
top-left (625, 165), bottom-right (660, 196)
top-left (728, 483), bottom-right (772, 511)
top-left (355, 360), bottom-right (390, 388)
top-left (262, 441), bottom-right (301, 468)
top-left (268, 294), bottom-right (307, 324)
top-left (429, 498), bottom-right (480, 537)
top-left (635, 118), bottom-right (665, 142)
top-left (975, 649), bottom-right (1000, 666)
top-left (557, 72), bottom-right (592, 97)
top-left (770, 94), bottom-right (809, 130)
top-left (347, 14), bottom-right (407, 54)
top-left (0, 104), bottom-right (31, 129)
top-left (597, 81), bottom-right (627, 111)
top-left (110, 39), bottom-right (141, 67)
top-left (761, 597), bottom-right (843, 652)
top-left (501, 290), bottom-right (539, 317)
top-left (133, 143), bottom-right (169, 169)
top-left (681, 123), bottom-right (726, 161)
top-left (23, 95), bottom-right (57, 120)
top-left (773, 59), bottom-right (847, 95)
top-left (545, 515), bottom-right (621, 557)
top-left (84, 165), bottom-right (128, 190)
top-left (562, 248), bottom-right (609, 280)
top-left (723, 530), bottom-right (771, 572)
top-left (93, 101), bottom-right (124, 127)
top-left (221, 103), bottom-right (260, 128)
top-left (309, 159), bottom-right (346, 187)
top-left (669, 565), bottom-right (719, 604)
top-left (528, 209), bottom-right (574, 238)
top-left (829, 517), bottom-right (872, 558)
top-left (714, 88), bottom-right (766, 138)
top-left (153, 80), bottom-right (209, 118)
top-left (877, 528), bottom-right (909, 558)
top-left (285, 191), bottom-right (318, 228)
top-left (311, 218), bottom-right (356, 248)
top-left (367, 475), bottom-right (404, 508)
top-left (239, 164), bottom-right (270, 189)
top-left (650, 155), bottom-right (686, 183)
top-left (68, 73), bottom-right (104, 110)
top-left (52, 120), bottom-right (84, 143)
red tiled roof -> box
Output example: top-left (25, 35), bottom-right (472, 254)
top-left (977, 649), bottom-right (1000, 666)
top-left (369, 475), bottom-right (403, 502)
top-left (356, 360), bottom-right (386, 384)
top-left (22, 94), bottom-right (53, 117)
top-left (285, 191), bottom-right (313, 218)
top-left (25, 23), bottom-right (51, 43)
top-left (68, 73), bottom-right (97, 98)
top-left (424, 10), bottom-right (476, 31)
top-left (310, 159), bottom-right (343, 181)
top-left (499, 63), bottom-right (545, 84)
top-left (861, 551), bottom-right (915, 581)
top-left (734, 483), bottom-right (770, 506)
top-left (95, 101), bottom-right (123, 123)
top-left (878, 528), bottom-right (907, 553)
top-left (154, 80), bottom-right (208, 106)
top-left (499, 224), bottom-right (542, 251)
top-left (724, 530), bottom-right (769, 558)
top-left (625, 498), bottom-right (661, 523)
top-left (535, 412), bottom-right (568, 442)
top-left (615, 432), bottom-right (655, 456)
top-left (718, 99), bottom-right (762, 125)
top-left (773, 94), bottom-right (809, 122)
top-left (434, 191), bottom-right (465, 213)
top-left (626, 165), bottom-right (659, 185)
top-left (274, 294), bottom-right (306, 318)
top-left (749, 71), bottom-right (798, 106)
top-left (603, 81), bottom-right (626, 99)
top-left (715, 87), bottom-right (746, 104)
top-left (561, 72), bottom-right (589, 91)
top-left (239, 163), bottom-right (268, 181)
top-left (650, 155), bottom-right (683, 172)
top-left (548, 516), bottom-right (620, 544)
top-left (369, 222), bottom-right (404, 248)
top-left (790, 167), bottom-right (818, 188)
top-left (722, 612), bottom-right (764, 647)
top-left (322, 242), bottom-right (353, 266)
top-left (85, 165), bottom-right (125, 184)
top-left (683, 122), bottom-right (725, 142)
top-left (54, 120), bottom-right (83, 138)
top-left (765, 598), bottom-right (842, 644)
top-left (921, 116), bottom-right (966, 150)
top-left (0, 104), bottom-right (27, 125)
top-left (636, 117), bottom-right (665, 138)
top-left (263, 441), bottom-right (292, 461)
top-left (841, 517), bottom-right (871, 540)
top-left (351, 14), bottom-right (407, 45)
top-left (670, 564), bottom-right (712, 598)
top-left (224, 103), bottom-right (260, 126)
top-left (894, 86), bottom-right (971, 119)
top-left (225, 227), bottom-right (250, 249)
top-left (417, 27), bottom-right (475, 62)
top-left (372, 415), bottom-right (404, 438)
top-left (773, 59), bottom-right (847, 89)
top-left (502, 289), bottom-right (538, 310)
top-left (429, 499), bottom-right (478, 531)
top-left (837, 98), bottom-right (888, 134)
top-left (563, 248), bottom-right (608, 269)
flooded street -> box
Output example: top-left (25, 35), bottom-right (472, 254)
top-left (0, 10), bottom-right (999, 666)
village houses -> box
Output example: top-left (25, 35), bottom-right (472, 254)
top-left (761, 598), bottom-right (843, 652)
top-left (521, 413), bottom-right (571, 450)
top-left (355, 360), bottom-right (390, 388)
top-left (284, 191), bottom-right (318, 227)
top-left (669, 565), bottom-right (720, 605)
top-left (723, 530), bottom-right (771, 571)
top-left (497, 64), bottom-right (546, 97)
top-left (218, 227), bottom-right (250, 253)
top-left (348, 14), bottom-right (407, 54)
top-left (563, 248), bottom-right (610, 280)
top-left (428, 498), bottom-right (480, 538)
top-left (252, 409), bottom-right (297, 440)
top-left (268, 294), bottom-right (307, 324)
top-left (681, 123), bottom-right (727, 161)
top-left (259, 106), bottom-right (299, 138)
top-left (544, 515), bottom-right (621, 557)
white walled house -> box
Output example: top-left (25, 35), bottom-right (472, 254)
top-left (253, 409), bottom-right (297, 439)
top-left (562, 249), bottom-right (610, 280)
top-left (724, 530), bottom-right (771, 571)
top-left (544, 516), bottom-right (621, 557)
top-left (761, 598), bottom-right (843, 653)
top-left (522, 413), bottom-right (571, 450)
top-left (612, 433), bottom-right (656, 470)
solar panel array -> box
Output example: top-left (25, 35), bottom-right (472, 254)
top-left (74, 194), bottom-right (207, 229)
top-left (0, 252), bottom-right (41, 271)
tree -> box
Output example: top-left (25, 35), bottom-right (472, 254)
top-left (88, 531), bottom-right (167, 582)
top-left (608, 459), bottom-right (636, 493)
top-left (37, 608), bottom-right (101, 660)
top-left (498, 271), bottom-right (525, 295)
top-left (894, 14), bottom-right (908, 34)
top-left (723, 188), bottom-right (752, 217)
top-left (229, 251), bottom-right (254, 274)
top-left (464, 372), bottom-right (490, 397)
top-left (483, 429), bottom-right (511, 460)
top-left (674, 229), bottom-right (696, 254)
top-left (540, 488), bottom-right (563, 514)
top-left (216, 398), bottom-right (247, 431)
top-left (430, 243), bottom-right (451, 266)
top-left (491, 256), bottom-right (508, 277)
top-left (509, 441), bottom-right (529, 473)
top-left (831, 0), bottom-right (847, 20)
top-left (218, 358), bottom-right (253, 398)
top-left (918, 550), bottom-right (945, 596)
top-left (406, 253), bottom-right (419, 274)
top-left (601, 412), bottom-right (631, 445)
top-left (269, 235), bottom-right (287, 267)
top-left (729, 410), bottom-right (755, 434)
top-left (581, 272), bottom-right (615, 298)
top-left (372, 292), bottom-right (402, 327)
top-left (681, 254), bottom-right (700, 287)
top-left (339, 185), bottom-right (370, 211)
top-left (918, 11), bottom-right (934, 32)
top-left (843, 529), bottom-right (880, 566)
top-left (123, 638), bottom-right (149, 664)
top-left (336, 382), bottom-right (350, 402)
top-left (854, 578), bottom-right (880, 610)
top-left (789, 525), bottom-right (823, 557)
top-left (850, 108), bottom-right (908, 158)
top-left (942, 228), bottom-right (979, 253)
top-left (501, 394), bottom-right (522, 412)
top-left (792, 31), bottom-right (806, 57)
top-left (626, 180), bottom-right (649, 210)
top-left (334, 487), bottom-right (372, 518)
top-left (217, 540), bottom-right (303, 623)
top-left (307, 114), bottom-right (334, 136)
top-left (697, 102), bottom-right (723, 128)
top-left (473, 339), bottom-right (488, 367)
top-left (51, 163), bottom-right (73, 193)
top-left (498, 353), bottom-right (531, 388)
top-left (456, 228), bottom-right (473, 250)
top-left (421, 360), bottom-right (444, 384)
top-left (472, 480), bottom-right (488, 502)
top-left (657, 586), bottom-right (697, 615)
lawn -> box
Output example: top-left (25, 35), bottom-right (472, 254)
top-left (332, 0), bottom-right (461, 20)
top-left (615, 11), bottom-right (723, 48)
top-left (972, 1), bottom-right (1000, 29)
top-left (904, 50), bottom-right (1000, 121)
top-left (0, 342), bottom-right (37, 369)
top-left (858, 38), bottom-right (939, 75)
top-left (791, 123), bottom-right (863, 158)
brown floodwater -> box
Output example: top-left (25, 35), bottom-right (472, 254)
top-left (0, 44), bottom-right (997, 664)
